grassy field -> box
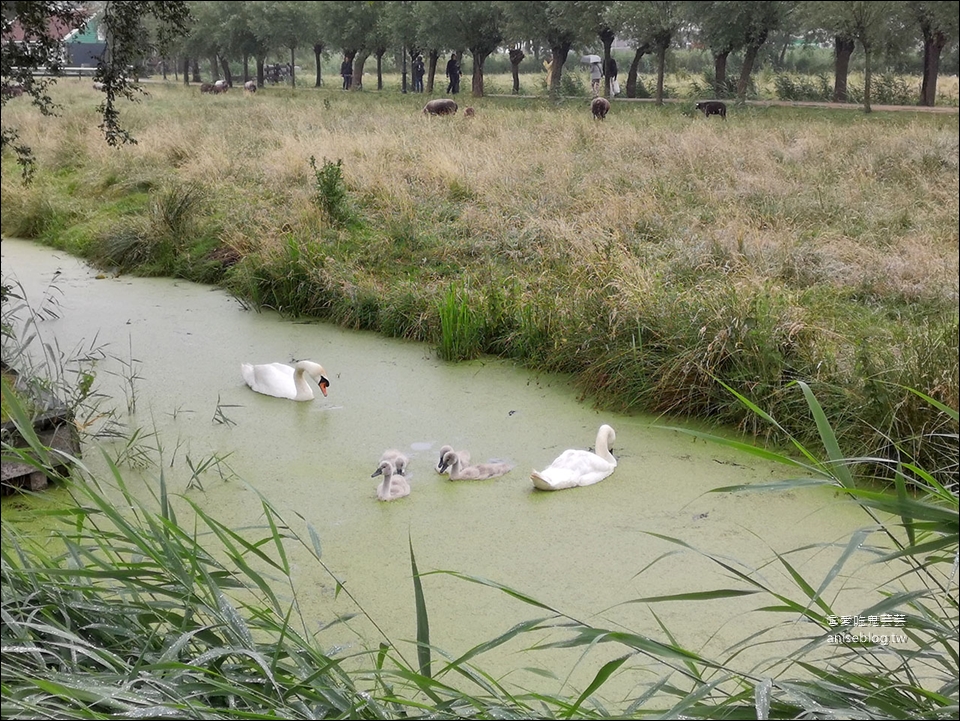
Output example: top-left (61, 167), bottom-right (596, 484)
top-left (1, 77), bottom-right (958, 485)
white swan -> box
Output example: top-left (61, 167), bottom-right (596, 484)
top-left (377, 449), bottom-right (409, 477)
top-left (435, 445), bottom-right (470, 474)
top-left (372, 459), bottom-right (410, 501)
top-left (439, 449), bottom-right (513, 481)
top-left (240, 360), bottom-right (329, 401)
top-left (530, 424), bottom-right (617, 491)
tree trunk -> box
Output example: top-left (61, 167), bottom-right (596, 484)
top-left (548, 42), bottom-right (571, 96)
top-left (626, 43), bottom-right (648, 98)
top-left (313, 43), bottom-right (323, 87)
top-left (191, 58), bottom-right (201, 83)
top-left (776, 40), bottom-right (788, 69)
top-left (289, 47), bottom-right (296, 88)
top-left (599, 28), bottom-right (614, 97)
top-left (736, 43), bottom-right (762, 100)
top-left (832, 35), bottom-right (854, 103)
top-left (509, 47), bottom-right (524, 94)
top-left (375, 50), bottom-right (385, 90)
top-left (352, 51), bottom-right (370, 91)
top-left (219, 56), bottom-right (232, 87)
top-left (256, 57), bottom-right (265, 87)
top-left (862, 42), bottom-right (872, 113)
top-left (713, 51), bottom-right (729, 95)
top-left (471, 49), bottom-right (490, 97)
top-left (182, 57), bottom-right (190, 85)
top-left (655, 45), bottom-right (666, 105)
top-left (919, 29), bottom-right (945, 106)
top-left (243, 55), bottom-right (249, 83)
top-left (210, 56), bottom-right (219, 81)
top-left (427, 49), bottom-right (439, 93)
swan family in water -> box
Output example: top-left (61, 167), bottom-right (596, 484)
top-left (375, 424), bottom-right (615, 501)
top-left (240, 360), bottom-right (617, 501)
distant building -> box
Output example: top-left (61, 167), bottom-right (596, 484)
top-left (65, 10), bottom-right (105, 66)
top-left (1, 5), bottom-right (99, 68)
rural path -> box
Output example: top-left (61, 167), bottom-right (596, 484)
top-left (492, 93), bottom-right (959, 114)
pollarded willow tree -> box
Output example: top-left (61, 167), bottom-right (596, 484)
top-left (1, 0), bottom-right (190, 180)
top-left (498, 0), bottom-right (595, 97)
top-left (732, 0), bottom-right (796, 101)
top-left (576, 0), bottom-right (619, 98)
top-left (319, 0), bottom-right (382, 91)
top-left (615, 1), bottom-right (684, 106)
top-left (813, 0), bottom-right (901, 112)
top-left (416, 0), bottom-right (504, 98)
top-left (910, 0), bottom-right (959, 106)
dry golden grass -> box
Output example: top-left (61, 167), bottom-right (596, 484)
top-left (4, 79), bottom-right (957, 300)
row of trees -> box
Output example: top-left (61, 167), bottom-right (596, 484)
top-left (2, 0), bottom-right (957, 173)
top-left (168, 1), bottom-right (957, 109)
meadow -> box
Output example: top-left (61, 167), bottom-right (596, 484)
top-left (2, 76), bottom-right (957, 483)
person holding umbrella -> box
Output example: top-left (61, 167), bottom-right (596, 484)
top-left (582, 54), bottom-right (603, 97)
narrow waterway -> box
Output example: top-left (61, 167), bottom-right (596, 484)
top-left (2, 237), bottom-right (891, 697)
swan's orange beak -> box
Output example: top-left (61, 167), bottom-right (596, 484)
top-left (318, 378), bottom-right (329, 397)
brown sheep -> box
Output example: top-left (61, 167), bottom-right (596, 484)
top-left (200, 82), bottom-right (215, 94)
top-left (591, 96), bottom-right (610, 120)
top-left (423, 98), bottom-right (458, 116)
top-left (463, 106), bottom-right (476, 117)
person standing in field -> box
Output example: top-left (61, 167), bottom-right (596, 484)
top-left (446, 52), bottom-right (461, 94)
top-left (606, 56), bottom-right (619, 96)
top-left (413, 54), bottom-right (425, 93)
top-left (340, 56), bottom-right (352, 90)
top-left (589, 59), bottom-right (603, 97)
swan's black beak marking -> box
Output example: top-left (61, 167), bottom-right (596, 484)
top-left (319, 377), bottom-right (330, 397)
top-left (371, 467), bottom-right (383, 478)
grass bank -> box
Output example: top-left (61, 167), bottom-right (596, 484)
top-left (1, 79), bottom-right (957, 485)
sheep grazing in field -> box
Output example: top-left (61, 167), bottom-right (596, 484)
top-left (243, 80), bottom-right (257, 93)
top-left (591, 96), bottom-right (610, 120)
top-left (200, 82), bottom-right (228, 95)
top-left (2, 82), bottom-right (24, 98)
top-left (92, 81), bottom-right (105, 91)
top-left (695, 100), bottom-right (726, 119)
top-left (423, 98), bottom-right (458, 116)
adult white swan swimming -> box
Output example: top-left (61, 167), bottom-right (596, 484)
top-left (240, 360), bottom-right (330, 401)
top-left (530, 424), bottom-right (617, 491)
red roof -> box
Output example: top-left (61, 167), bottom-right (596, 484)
top-left (3, 7), bottom-right (89, 43)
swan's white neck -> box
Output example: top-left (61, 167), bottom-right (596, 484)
top-left (595, 427), bottom-right (616, 463)
top-left (292, 367), bottom-right (312, 401)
